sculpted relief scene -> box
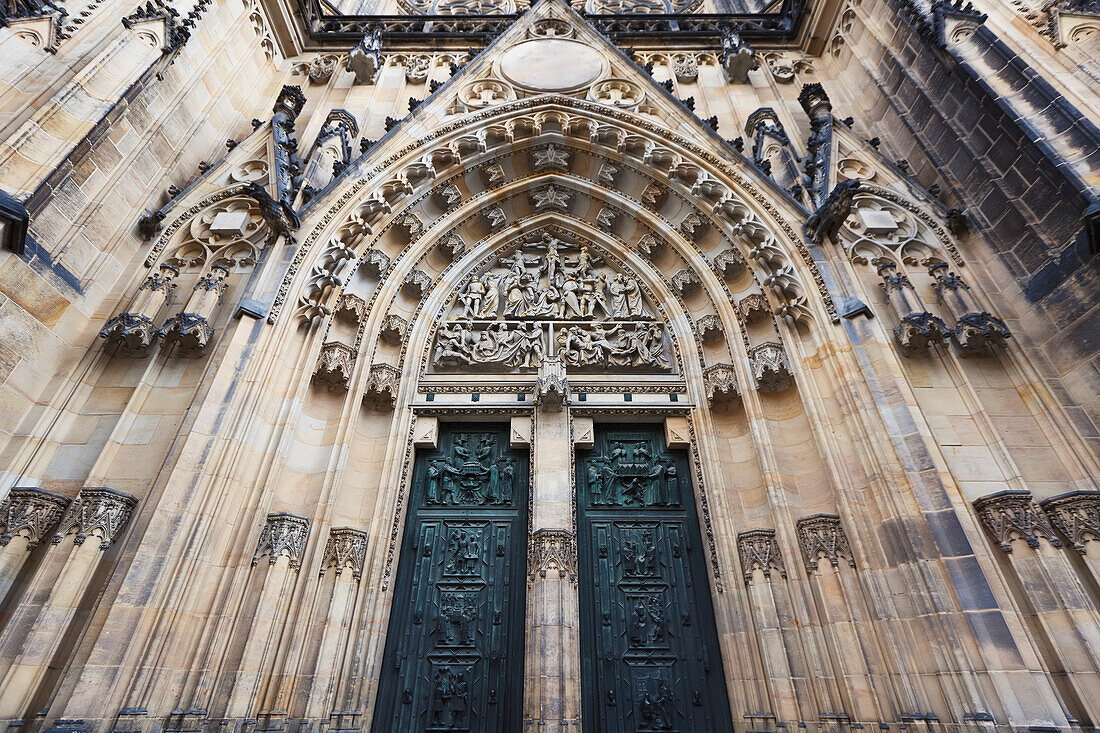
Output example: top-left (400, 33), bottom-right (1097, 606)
top-left (434, 234), bottom-right (669, 372)
top-left (1, 0), bottom-right (1099, 729)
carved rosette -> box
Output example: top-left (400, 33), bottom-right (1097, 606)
top-left (361, 248), bottom-right (391, 278)
top-left (0, 488), bottom-right (70, 550)
top-left (528, 529), bottom-right (578, 582)
top-left (52, 488), bottom-right (138, 550)
top-left (253, 512), bottom-right (310, 570)
top-left (748, 342), bottom-right (794, 393)
top-left (713, 249), bottom-right (746, 279)
top-left (737, 529), bottom-right (786, 584)
top-left (796, 514), bottom-right (855, 573)
top-left (364, 363), bottom-right (400, 409)
top-left (380, 314), bottom-right (408, 345)
top-left (315, 342), bottom-right (356, 391)
top-left (1041, 492), bottom-right (1100, 554)
top-left (703, 364), bottom-right (741, 408)
top-left (670, 269), bottom-right (700, 297)
top-left (403, 269), bottom-right (433, 299)
top-left (321, 527), bottom-right (368, 579)
top-left (974, 491), bottom-right (1062, 553)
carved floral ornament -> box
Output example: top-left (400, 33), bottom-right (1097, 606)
top-left (269, 98), bottom-right (841, 328)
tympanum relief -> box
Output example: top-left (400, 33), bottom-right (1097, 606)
top-left (431, 233), bottom-right (671, 373)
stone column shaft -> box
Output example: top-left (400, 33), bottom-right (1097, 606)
top-left (523, 381), bottom-right (581, 731)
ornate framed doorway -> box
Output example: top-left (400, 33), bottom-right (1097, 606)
top-left (577, 424), bottom-right (731, 732)
top-left (373, 423), bottom-right (529, 732)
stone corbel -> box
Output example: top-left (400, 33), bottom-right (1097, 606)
top-left (52, 488), bottom-right (137, 550)
top-left (696, 314), bottom-right (723, 344)
top-left (737, 529), bottom-right (786, 584)
top-left (360, 248), bottom-right (391, 278)
top-left (721, 28), bottom-right (758, 83)
top-left (101, 262), bottom-right (180, 356)
top-left (413, 416), bottom-right (439, 448)
top-left (664, 417), bottom-right (690, 449)
top-left (528, 529), bottom-right (578, 583)
top-left (321, 528), bottom-right (367, 579)
top-left (635, 233), bottom-right (664, 260)
top-left (252, 512), bottom-right (310, 570)
top-left (160, 263), bottom-right (229, 355)
top-left (0, 488), bottom-right (70, 550)
top-left (346, 30), bottom-right (382, 85)
top-left (535, 357), bottom-right (568, 412)
top-left (1041, 491), bottom-right (1100, 555)
top-left (748, 341), bottom-right (794, 393)
top-left (805, 179), bottom-right (859, 244)
top-left (795, 514), bottom-right (855, 573)
top-left (364, 363), bottom-right (400, 409)
top-left (928, 261), bottom-right (1010, 354)
top-left (380, 314), bottom-right (408, 344)
top-left (670, 269), bottom-right (700, 297)
top-left (314, 342), bottom-right (356, 391)
top-left (876, 260), bottom-right (948, 354)
top-left (713, 248), bottom-right (746, 279)
top-left (974, 490), bottom-right (1062, 553)
top-left (531, 144), bottom-right (569, 172)
top-left (703, 363), bottom-right (741, 408)
top-left (403, 270), bottom-right (433, 299)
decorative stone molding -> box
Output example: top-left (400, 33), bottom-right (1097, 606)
top-left (361, 248), bottom-right (391, 278)
top-left (796, 514), bottom-right (855, 573)
top-left (531, 144), bottom-right (569, 171)
top-left (0, 488), bottom-right (69, 549)
top-left (403, 269), bottom-right (433, 299)
top-left (737, 529), bottom-right (786, 583)
top-left (670, 269), bottom-right (700, 297)
top-left (459, 78), bottom-right (516, 109)
top-left (321, 528), bottom-right (368, 579)
top-left (703, 364), bottom-right (741, 408)
top-left (748, 342), bottom-right (793, 393)
top-left (530, 184), bottom-right (573, 212)
top-left (528, 529), bottom-right (578, 582)
top-left (589, 79), bottom-right (644, 108)
top-left (52, 488), bottom-right (137, 550)
top-left (1041, 492), bottom-right (1100, 554)
top-left (696, 314), bottom-right (723, 344)
top-left (314, 342), bottom-right (356, 391)
top-left (635, 233), bottom-right (664, 260)
top-left (974, 490), bottom-right (1062, 553)
top-left (364, 363), bottom-right (401, 409)
top-left (253, 512), bottom-right (310, 570)
top-left (738, 293), bottom-right (770, 323)
top-left (381, 315), bottom-right (408, 344)
top-left (713, 249), bottom-right (746, 279)
top-left (535, 357), bottom-right (568, 411)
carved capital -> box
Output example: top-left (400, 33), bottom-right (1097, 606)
top-left (535, 357), bottom-right (569, 412)
top-left (748, 342), bottom-right (793, 393)
top-left (528, 529), bottom-right (578, 582)
top-left (253, 512), bottom-right (310, 570)
top-left (1041, 492), bottom-right (1100, 554)
top-left (321, 528), bottom-right (368, 579)
top-left (796, 514), bottom-right (855, 573)
top-left (737, 529), bottom-right (786, 584)
top-left (703, 364), bottom-right (741, 408)
top-left (974, 490), bottom-right (1061, 553)
top-left (0, 488), bottom-right (69, 549)
top-left (52, 488), bottom-right (137, 550)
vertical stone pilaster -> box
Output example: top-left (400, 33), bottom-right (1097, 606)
top-left (796, 514), bottom-right (885, 722)
top-left (737, 529), bottom-right (803, 722)
top-left (0, 487), bottom-right (136, 718)
top-left (523, 360), bottom-right (581, 731)
top-left (224, 513), bottom-right (310, 720)
top-left (974, 491), bottom-right (1100, 721)
top-left (303, 528), bottom-right (367, 721)
top-left (0, 487), bottom-right (69, 599)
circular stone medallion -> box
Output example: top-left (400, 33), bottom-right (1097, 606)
top-left (499, 39), bottom-right (605, 92)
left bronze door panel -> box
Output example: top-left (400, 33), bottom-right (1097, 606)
top-left (373, 424), bottom-right (529, 732)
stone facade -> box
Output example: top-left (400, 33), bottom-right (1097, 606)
top-left (0, 0), bottom-right (1098, 728)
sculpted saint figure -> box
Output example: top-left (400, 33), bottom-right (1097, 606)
top-left (479, 273), bottom-right (500, 318)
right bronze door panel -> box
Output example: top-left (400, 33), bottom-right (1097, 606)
top-left (577, 425), bottom-right (731, 732)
